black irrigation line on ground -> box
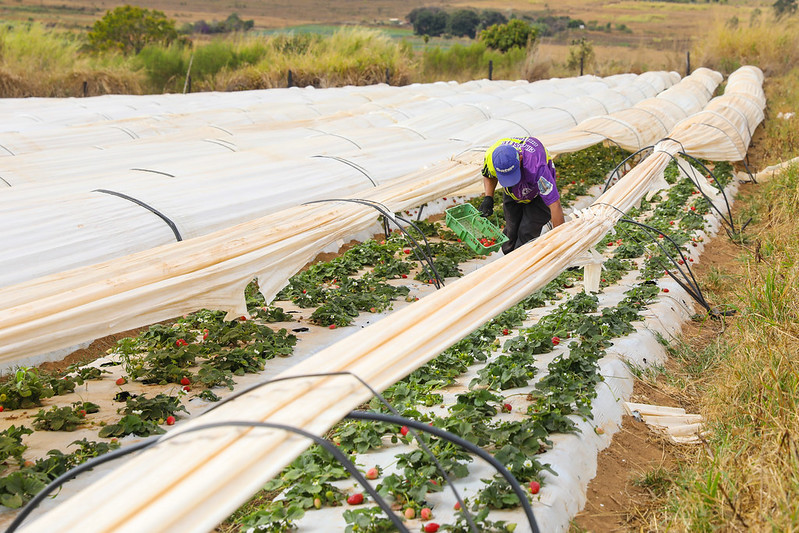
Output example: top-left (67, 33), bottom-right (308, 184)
top-left (205, 370), bottom-right (479, 533)
top-left (591, 201), bottom-right (711, 313)
top-left (303, 198), bottom-right (445, 289)
top-left (675, 151), bottom-right (745, 235)
top-left (602, 145), bottom-right (654, 193)
top-left (4, 419), bottom-right (409, 533)
top-left (347, 411), bottom-right (541, 533)
top-left (10, 369), bottom-right (507, 533)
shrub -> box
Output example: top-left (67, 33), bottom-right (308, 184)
top-left (480, 19), bottom-right (537, 52)
top-left (88, 5), bottom-right (182, 54)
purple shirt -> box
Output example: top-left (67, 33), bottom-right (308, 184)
top-left (483, 137), bottom-right (560, 205)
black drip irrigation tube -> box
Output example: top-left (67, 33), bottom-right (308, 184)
top-left (347, 411), bottom-right (541, 533)
top-left (302, 198), bottom-right (445, 289)
top-left (592, 201), bottom-right (721, 317)
top-left (4, 420), bottom-right (408, 533)
top-left (202, 370), bottom-right (480, 533)
top-left (618, 218), bottom-right (711, 312)
top-left (602, 145), bottom-right (654, 193)
top-left (3, 368), bottom-right (550, 533)
top-left (676, 152), bottom-right (745, 236)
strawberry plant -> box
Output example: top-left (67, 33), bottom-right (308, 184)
top-left (196, 364), bottom-right (235, 389)
top-left (0, 426), bottom-right (32, 467)
top-left (123, 393), bottom-right (187, 421)
top-left (283, 480), bottom-right (345, 509)
top-left (0, 469), bottom-right (50, 509)
top-left (439, 507), bottom-right (517, 532)
top-left (0, 438), bottom-right (119, 508)
top-left (48, 375), bottom-right (80, 396)
top-left (98, 414), bottom-right (165, 438)
top-left (343, 506), bottom-right (396, 533)
top-left (67, 364), bottom-right (109, 381)
top-left (32, 403), bottom-right (97, 431)
top-left (238, 502), bottom-right (305, 533)
top-left (376, 471), bottom-right (437, 507)
top-left (331, 420), bottom-right (394, 454)
top-left (0, 367), bottom-right (54, 410)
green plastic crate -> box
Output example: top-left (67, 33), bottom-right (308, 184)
top-left (445, 203), bottom-right (508, 254)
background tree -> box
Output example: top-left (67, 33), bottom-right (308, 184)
top-left (87, 5), bottom-right (181, 54)
top-left (773, 0), bottom-right (797, 18)
top-left (566, 38), bottom-right (595, 72)
top-left (407, 7), bottom-right (448, 37)
top-left (480, 19), bottom-right (537, 52)
top-left (449, 9), bottom-right (480, 38)
top-left (479, 10), bottom-right (508, 29)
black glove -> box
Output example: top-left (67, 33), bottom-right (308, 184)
top-left (478, 196), bottom-right (494, 217)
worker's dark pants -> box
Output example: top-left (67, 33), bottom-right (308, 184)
top-left (501, 194), bottom-right (551, 255)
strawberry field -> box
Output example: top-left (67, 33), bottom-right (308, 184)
top-left (0, 141), bottom-right (743, 531)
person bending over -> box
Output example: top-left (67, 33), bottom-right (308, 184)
top-left (478, 136), bottom-right (565, 254)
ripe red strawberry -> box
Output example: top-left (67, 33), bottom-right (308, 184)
top-left (401, 274), bottom-right (408, 278)
top-left (182, 385), bottom-right (191, 392)
top-left (690, 206), bottom-right (696, 211)
top-left (424, 523), bottom-right (440, 532)
top-left (370, 307), bottom-right (377, 313)
top-left (404, 249), bottom-right (411, 254)
top-left (79, 410), bottom-right (87, 417)
top-left (203, 333), bottom-right (209, 340)
top-left (0, 406), bottom-right (4, 412)
top-left (302, 289), bottom-right (307, 294)
top-left (180, 377), bottom-right (191, 386)
top-left (420, 507), bottom-right (432, 520)
top-left (662, 288), bottom-right (670, 293)
top-left (454, 501), bottom-right (461, 510)
top-left (503, 403), bottom-right (512, 412)
top-left (529, 480), bottom-right (540, 494)
top-left (347, 493), bottom-right (364, 505)
top-left (669, 221), bottom-right (675, 225)
top-left (551, 336), bottom-right (560, 346)
top-left (166, 415), bottom-right (176, 425)
top-left (329, 324), bottom-right (337, 329)
top-left (400, 426), bottom-right (409, 436)
top-left (404, 508), bottom-right (415, 519)
top-left (502, 328), bottom-right (509, 335)
top-left (115, 377), bottom-right (126, 386)
top-left (239, 316), bottom-right (247, 321)
top-left (365, 467), bottom-right (379, 480)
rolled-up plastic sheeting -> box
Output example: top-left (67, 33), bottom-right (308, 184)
top-left (0, 72), bottom-right (679, 287)
top-left (0, 67), bottom-right (738, 373)
top-left (17, 66), bottom-right (764, 533)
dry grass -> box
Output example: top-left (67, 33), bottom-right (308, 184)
top-left (629, 163), bottom-right (799, 531)
top-left (695, 16), bottom-right (799, 76)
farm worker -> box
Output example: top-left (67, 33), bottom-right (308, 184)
top-left (477, 136), bottom-right (565, 254)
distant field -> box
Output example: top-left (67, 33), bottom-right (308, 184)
top-left (0, 0), bottom-right (771, 50)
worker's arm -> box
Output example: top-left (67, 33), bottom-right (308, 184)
top-left (547, 199), bottom-right (565, 227)
top-left (478, 175), bottom-right (498, 217)
top-left (483, 175), bottom-right (497, 198)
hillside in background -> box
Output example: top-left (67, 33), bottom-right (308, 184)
top-left (0, 0), bottom-right (774, 50)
